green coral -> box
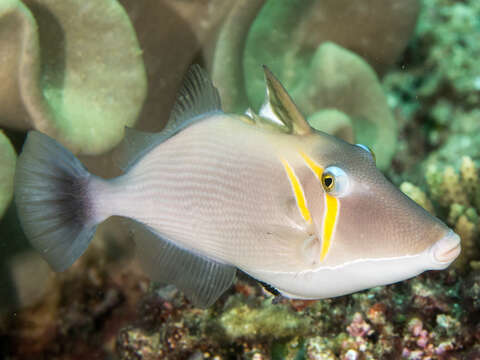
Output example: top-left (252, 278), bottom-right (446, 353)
top-left (383, 0), bottom-right (480, 188)
top-left (416, 0), bottom-right (480, 104)
top-left (385, 0), bottom-right (480, 111)
top-left (0, 0), bottom-right (147, 155)
top-left (218, 296), bottom-right (311, 340)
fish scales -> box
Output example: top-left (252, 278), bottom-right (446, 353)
top-left (93, 115), bottom-right (308, 270)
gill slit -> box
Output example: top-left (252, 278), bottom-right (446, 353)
top-left (299, 151), bottom-right (339, 261)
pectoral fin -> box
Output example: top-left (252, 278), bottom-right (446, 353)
top-left (129, 220), bottom-right (236, 308)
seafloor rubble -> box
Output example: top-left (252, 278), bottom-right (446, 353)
top-left (1, 0), bottom-right (479, 359)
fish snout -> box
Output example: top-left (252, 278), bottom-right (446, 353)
top-left (429, 230), bottom-right (461, 268)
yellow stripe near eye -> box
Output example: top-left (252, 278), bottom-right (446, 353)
top-left (298, 151), bottom-right (339, 261)
top-left (299, 151), bottom-right (323, 179)
top-left (281, 159), bottom-right (312, 224)
top-left (321, 194), bottom-right (339, 261)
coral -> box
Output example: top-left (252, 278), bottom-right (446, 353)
top-left (0, 130), bottom-right (16, 219)
top-left (242, 0), bottom-right (419, 105)
top-left (383, 0), bottom-right (480, 175)
top-left (210, 0), bottom-right (265, 113)
top-left (0, 226), bottom-right (148, 359)
top-left (342, 312), bottom-right (374, 355)
top-left (218, 295), bottom-right (311, 340)
top-left (6, 265), bottom-right (476, 359)
top-left (77, 0), bottom-right (235, 178)
top-left (4, 250), bottom-right (53, 309)
top-left (117, 327), bottom-right (163, 360)
top-left (214, 0), bottom-right (420, 111)
top-left (304, 337), bottom-right (337, 360)
top-left (423, 156), bottom-right (480, 270)
top-left (110, 270), bottom-right (473, 359)
top-left (307, 110), bottom-right (355, 144)
top-left (401, 148), bottom-right (480, 271)
top-left (415, 0), bottom-right (480, 105)
top-left (426, 109), bottom-right (480, 172)
top-left (384, 0), bottom-right (480, 110)
top-left (401, 316), bottom-right (462, 359)
top-left (400, 182), bottom-right (435, 214)
top-left (0, 0), bottom-right (147, 155)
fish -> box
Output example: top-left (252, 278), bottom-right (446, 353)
top-left (14, 65), bottom-right (461, 308)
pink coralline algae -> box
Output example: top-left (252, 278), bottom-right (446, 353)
top-left (401, 317), bottom-right (458, 359)
top-left (343, 312), bottom-right (374, 354)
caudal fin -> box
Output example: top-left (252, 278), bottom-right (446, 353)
top-left (14, 131), bottom-right (98, 271)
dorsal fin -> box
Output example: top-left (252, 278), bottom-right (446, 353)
top-left (259, 66), bottom-right (311, 135)
top-left (129, 220), bottom-right (236, 308)
top-left (163, 64), bottom-right (222, 132)
top-left (115, 65), bottom-right (222, 171)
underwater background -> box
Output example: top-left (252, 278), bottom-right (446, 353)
top-left (0, 0), bottom-right (479, 359)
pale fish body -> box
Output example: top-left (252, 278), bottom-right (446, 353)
top-left (14, 66), bottom-right (461, 307)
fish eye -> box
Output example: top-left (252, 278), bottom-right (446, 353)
top-left (356, 143), bottom-right (376, 163)
top-left (321, 166), bottom-right (349, 197)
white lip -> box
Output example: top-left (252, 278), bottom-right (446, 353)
top-left (430, 230), bottom-right (461, 265)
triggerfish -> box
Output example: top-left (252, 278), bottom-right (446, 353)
top-left (14, 65), bottom-right (461, 307)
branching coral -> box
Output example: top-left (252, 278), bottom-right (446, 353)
top-left (401, 317), bottom-right (461, 359)
top-left (0, 0), bottom-right (147, 155)
top-left (425, 157), bottom-right (480, 270)
top-left (401, 156), bottom-right (480, 270)
top-left (415, 0), bottom-right (480, 105)
top-left (400, 182), bottom-right (435, 215)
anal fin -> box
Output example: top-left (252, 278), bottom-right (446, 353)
top-left (128, 220), bottom-right (236, 308)
top-left (257, 280), bottom-right (281, 296)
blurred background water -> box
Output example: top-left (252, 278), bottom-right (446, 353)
top-left (0, 0), bottom-right (479, 359)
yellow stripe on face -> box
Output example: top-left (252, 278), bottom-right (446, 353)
top-left (281, 159), bottom-right (312, 224)
top-left (299, 151), bottom-right (323, 179)
top-left (321, 194), bottom-right (339, 260)
top-left (298, 151), bottom-right (339, 261)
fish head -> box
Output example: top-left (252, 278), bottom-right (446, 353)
top-left (295, 132), bottom-right (461, 297)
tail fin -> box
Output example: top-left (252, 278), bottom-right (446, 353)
top-left (14, 131), bottom-right (98, 271)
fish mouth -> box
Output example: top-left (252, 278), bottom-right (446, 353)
top-left (430, 230), bottom-right (461, 264)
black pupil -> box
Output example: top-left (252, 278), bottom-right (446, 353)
top-left (324, 177), bottom-right (333, 188)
